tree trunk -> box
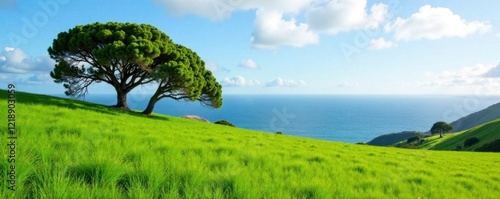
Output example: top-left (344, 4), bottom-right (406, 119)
top-left (439, 131), bottom-right (443, 138)
top-left (142, 94), bottom-right (160, 115)
top-left (114, 90), bottom-right (129, 109)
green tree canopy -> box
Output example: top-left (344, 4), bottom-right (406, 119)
top-left (48, 22), bottom-right (175, 109)
top-left (430, 121), bottom-right (453, 138)
top-left (142, 44), bottom-right (222, 115)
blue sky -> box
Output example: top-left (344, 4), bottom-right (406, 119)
top-left (0, 0), bottom-right (499, 95)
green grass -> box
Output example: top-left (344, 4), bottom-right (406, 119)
top-left (418, 119), bottom-right (500, 151)
top-left (2, 90), bottom-right (500, 198)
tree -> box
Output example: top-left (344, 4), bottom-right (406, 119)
top-left (430, 121), bottom-right (452, 138)
top-left (48, 22), bottom-right (174, 109)
top-left (141, 44), bottom-right (222, 115)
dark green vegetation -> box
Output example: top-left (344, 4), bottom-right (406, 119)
top-left (214, 120), bottom-right (235, 127)
top-left (367, 131), bottom-right (425, 146)
top-left (48, 22), bottom-right (222, 114)
top-left (406, 135), bottom-right (422, 144)
top-left (396, 118), bottom-right (500, 152)
top-left (475, 139), bottom-right (500, 152)
top-left (2, 91), bottom-right (500, 198)
top-left (430, 121), bottom-right (452, 138)
top-left (369, 103), bottom-right (500, 146)
top-left (464, 137), bottom-right (480, 148)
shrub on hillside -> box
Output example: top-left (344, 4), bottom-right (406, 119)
top-left (407, 136), bottom-right (421, 144)
top-left (464, 137), bottom-right (480, 148)
top-left (456, 145), bottom-right (463, 151)
top-left (403, 145), bottom-right (418, 149)
top-left (276, 131), bottom-right (283, 135)
top-left (475, 139), bottom-right (500, 152)
top-left (214, 120), bottom-right (235, 127)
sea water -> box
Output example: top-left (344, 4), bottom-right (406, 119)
top-left (80, 94), bottom-right (500, 143)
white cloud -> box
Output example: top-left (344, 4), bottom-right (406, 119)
top-left (222, 75), bottom-right (261, 87)
top-left (238, 59), bottom-right (259, 69)
top-left (157, 1), bottom-right (490, 49)
top-left (0, 47), bottom-right (54, 73)
top-left (240, 0), bottom-right (312, 13)
top-left (265, 78), bottom-right (305, 87)
top-left (483, 63), bottom-right (500, 78)
top-left (306, 1), bottom-right (388, 34)
top-left (251, 9), bottom-right (318, 49)
top-left (0, 73), bottom-right (9, 81)
top-left (154, 0), bottom-right (232, 20)
top-left (496, 33), bottom-right (500, 38)
top-left (385, 5), bottom-right (491, 41)
top-left (368, 38), bottom-right (396, 49)
top-left (0, 73), bottom-right (53, 85)
top-left (424, 63), bottom-right (496, 87)
top-left (18, 74), bottom-right (53, 85)
top-left (154, 0), bottom-right (390, 49)
top-left (205, 61), bottom-right (229, 72)
top-left (155, 0), bottom-right (312, 20)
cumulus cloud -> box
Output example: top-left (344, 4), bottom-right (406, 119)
top-left (155, 0), bottom-right (312, 20)
top-left (154, 0), bottom-right (232, 20)
top-left (251, 9), bottom-right (318, 49)
top-left (483, 63), bottom-right (500, 78)
top-left (0, 47), bottom-right (54, 73)
top-left (306, 1), bottom-right (388, 34)
top-left (18, 74), bottom-right (53, 84)
top-left (238, 59), bottom-right (259, 69)
top-left (156, 1), bottom-right (489, 49)
top-left (385, 5), bottom-right (491, 41)
top-left (424, 64), bottom-right (496, 87)
top-left (222, 75), bottom-right (261, 87)
top-left (205, 61), bottom-right (229, 72)
top-left (0, 73), bottom-right (53, 85)
top-left (368, 38), bottom-right (396, 49)
top-left (158, 0), bottom-right (389, 48)
top-left (265, 78), bottom-right (305, 87)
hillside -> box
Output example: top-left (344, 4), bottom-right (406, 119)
top-left (2, 90), bottom-right (500, 198)
top-left (367, 131), bottom-right (425, 146)
top-left (368, 101), bottom-right (500, 146)
top-left (416, 119), bottom-right (500, 151)
top-left (450, 102), bottom-right (500, 132)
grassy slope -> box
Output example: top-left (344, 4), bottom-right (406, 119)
top-left (450, 102), bottom-right (500, 132)
top-left (417, 119), bottom-right (500, 151)
top-left (1, 91), bottom-right (500, 198)
top-left (369, 102), bottom-right (500, 147)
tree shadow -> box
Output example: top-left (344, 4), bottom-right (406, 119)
top-left (2, 90), bottom-right (169, 121)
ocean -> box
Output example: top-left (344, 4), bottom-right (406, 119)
top-left (80, 94), bottom-right (500, 143)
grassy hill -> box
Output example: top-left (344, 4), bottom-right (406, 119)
top-left (368, 102), bottom-right (500, 147)
top-left (411, 119), bottom-right (500, 151)
top-left (367, 131), bottom-right (425, 146)
top-left (2, 90), bottom-right (500, 198)
top-left (450, 102), bottom-right (500, 132)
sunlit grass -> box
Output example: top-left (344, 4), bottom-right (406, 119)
top-left (414, 119), bottom-right (500, 151)
top-left (1, 90), bottom-right (500, 198)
